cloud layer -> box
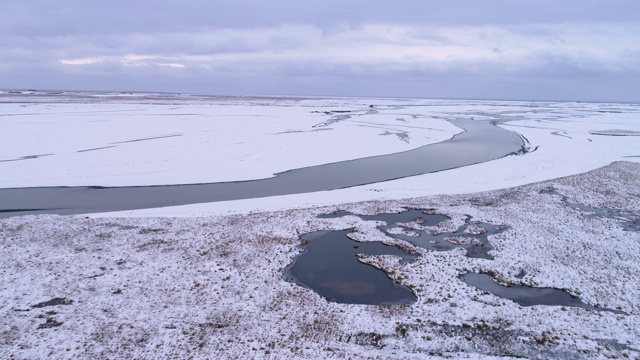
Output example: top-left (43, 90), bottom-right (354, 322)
top-left (2, 1), bottom-right (639, 101)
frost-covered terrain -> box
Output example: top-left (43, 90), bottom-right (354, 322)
top-left (1, 92), bottom-right (640, 358)
top-left (1, 162), bottom-right (639, 359)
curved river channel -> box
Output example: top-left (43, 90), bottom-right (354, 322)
top-left (0, 119), bottom-right (524, 217)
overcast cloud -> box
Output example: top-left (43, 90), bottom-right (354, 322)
top-left (1, 1), bottom-right (639, 101)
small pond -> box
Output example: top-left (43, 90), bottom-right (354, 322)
top-left (462, 273), bottom-right (624, 313)
top-left (288, 230), bottom-right (417, 305)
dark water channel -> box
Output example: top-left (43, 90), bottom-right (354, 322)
top-left (540, 188), bottom-right (640, 232)
top-left (318, 208), bottom-right (447, 225)
top-left (320, 209), bottom-right (507, 259)
top-left (0, 119), bottom-right (524, 218)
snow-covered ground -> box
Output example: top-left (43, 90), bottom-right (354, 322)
top-left (1, 162), bottom-right (639, 359)
top-left (1, 93), bottom-right (640, 358)
top-left (0, 94), bottom-right (462, 187)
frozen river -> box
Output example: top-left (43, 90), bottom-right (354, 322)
top-left (0, 118), bottom-right (522, 217)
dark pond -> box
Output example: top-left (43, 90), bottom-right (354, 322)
top-left (289, 208), bottom-right (510, 304)
top-left (294, 208), bottom-right (622, 309)
top-left (462, 273), bottom-right (624, 313)
top-left (288, 230), bottom-right (417, 305)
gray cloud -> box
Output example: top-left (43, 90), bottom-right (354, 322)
top-left (1, 1), bottom-right (639, 102)
top-left (4, 1), bottom-right (640, 34)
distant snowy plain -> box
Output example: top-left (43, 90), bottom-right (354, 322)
top-left (1, 92), bottom-right (639, 359)
top-left (1, 92), bottom-right (638, 216)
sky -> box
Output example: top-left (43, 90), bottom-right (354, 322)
top-left (1, 1), bottom-right (639, 102)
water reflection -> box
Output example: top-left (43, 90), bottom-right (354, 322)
top-left (289, 230), bottom-right (417, 305)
